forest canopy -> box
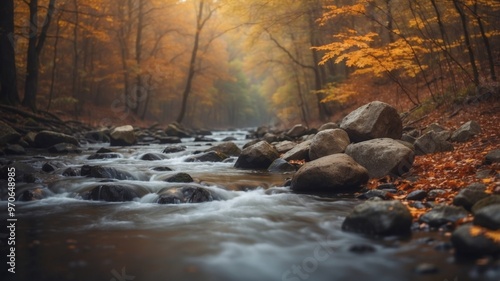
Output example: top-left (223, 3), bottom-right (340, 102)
top-left (0, 0), bottom-right (498, 128)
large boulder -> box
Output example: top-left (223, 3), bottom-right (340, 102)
top-left (281, 140), bottom-right (312, 162)
top-left (286, 124), bottom-right (308, 138)
top-left (414, 131), bottom-right (454, 155)
top-left (309, 129), bottom-right (350, 161)
top-left (342, 200), bottom-right (412, 236)
top-left (34, 130), bottom-right (79, 148)
top-left (345, 138), bottom-right (414, 178)
top-left (451, 121), bottom-right (481, 142)
top-left (290, 154), bottom-right (369, 193)
top-left (110, 125), bottom-right (137, 146)
top-left (0, 121), bottom-right (21, 145)
top-left (234, 141), bottom-right (279, 169)
top-left (205, 142), bottom-right (241, 157)
top-left (340, 101), bottom-right (402, 142)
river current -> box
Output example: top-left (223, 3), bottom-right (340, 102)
top-left (0, 130), bottom-right (491, 281)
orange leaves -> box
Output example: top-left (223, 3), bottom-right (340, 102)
top-left (470, 226), bottom-right (500, 243)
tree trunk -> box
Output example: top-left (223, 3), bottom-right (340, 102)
top-left (23, 0), bottom-right (56, 112)
top-left (453, 0), bottom-right (480, 86)
top-left (177, 0), bottom-right (210, 124)
top-left (472, 1), bottom-right (496, 81)
top-left (0, 0), bottom-right (19, 105)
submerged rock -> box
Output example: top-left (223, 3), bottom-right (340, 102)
top-left (290, 154), bottom-right (368, 193)
top-left (234, 141), bottom-right (279, 169)
top-left (83, 184), bottom-right (148, 202)
top-left (18, 187), bottom-right (51, 201)
top-left (140, 153), bottom-right (169, 161)
top-left (157, 185), bottom-right (216, 204)
top-left (82, 165), bottom-right (145, 181)
top-left (161, 172), bottom-right (194, 183)
top-left (88, 153), bottom-right (122, 160)
top-left (340, 101), bottom-right (402, 142)
top-left (342, 200), bottom-right (412, 236)
top-left (162, 145), bottom-right (187, 154)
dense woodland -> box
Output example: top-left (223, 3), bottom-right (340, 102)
top-left (0, 0), bottom-right (499, 128)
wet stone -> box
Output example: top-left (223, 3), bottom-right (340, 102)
top-left (5, 144), bottom-right (26, 155)
top-left (472, 195), bottom-right (500, 214)
top-left (419, 205), bottom-right (468, 228)
top-left (453, 183), bottom-right (488, 211)
top-left (88, 153), bottom-right (122, 160)
top-left (162, 145), bottom-right (187, 154)
top-left (139, 153), bottom-right (169, 161)
top-left (163, 172), bottom-right (194, 183)
top-left (451, 224), bottom-right (500, 257)
top-left (406, 190), bottom-right (427, 201)
top-left (151, 166), bottom-right (173, 172)
top-left (357, 189), bottom-right (390, 200)
top-left (474, 204), bottom-right (500, 230)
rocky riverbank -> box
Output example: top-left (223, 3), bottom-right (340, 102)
top-left (1, 98), bottom-right (499, 276)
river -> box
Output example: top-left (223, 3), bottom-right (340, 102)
top-left (0, 130), bottom-right (489, 281)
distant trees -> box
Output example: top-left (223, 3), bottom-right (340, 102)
top-left (315, 0), bottom-right (500, 104)
top-left (2, 0), bottom-right (498, 126)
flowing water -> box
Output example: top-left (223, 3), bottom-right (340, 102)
top-left (0, 131), bottom-right (494, 281)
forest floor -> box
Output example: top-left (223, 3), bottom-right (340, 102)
top-left (366, 97), bottom-right (500, 222)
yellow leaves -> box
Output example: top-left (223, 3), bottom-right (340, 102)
top-left (470, 225), bottom-right (500, 243)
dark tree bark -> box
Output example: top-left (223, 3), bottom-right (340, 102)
top-left (22, 0), bottom-right (56, 112)
top-left (0, 0), bottom-right (19, 105)
top-left (453, 0), bottom-right (480, 86)
top-left (177, 0), bottom-right (214, 124)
